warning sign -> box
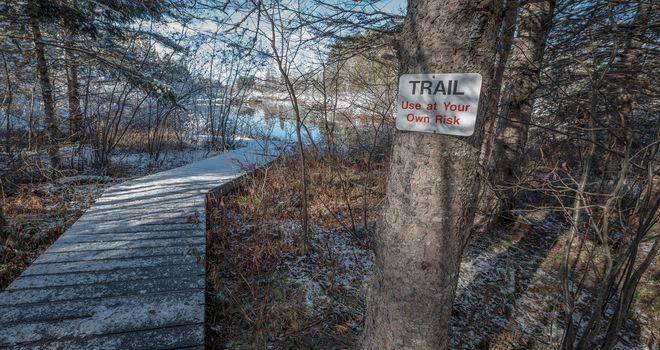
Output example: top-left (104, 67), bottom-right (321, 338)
top-left (396, 73), bottom-right (482, 136)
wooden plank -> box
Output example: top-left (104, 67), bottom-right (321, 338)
top-left (34, 245), bottom-right (205, 264)
top-left (90, 194), bottom-right (206, 209)
top-left (78, 207), bottom-right (201, 221)
top-left (65, 219), bottom-right (205, 235)
top-left (101, 180), bottom-right (221, 195)
top-left (53, 230), bottom-right (204, 244)
top-left (0, 290), bottom-right (203, 345)
top-left (46, 237), bottom-right (205, 253)
top-left (7, 323), bottom-right (203, 350)
top-left (82, 204), bottom-right (202, 217)
top-left (92, 189), bottom-right (208, 204)
top-left (66, 223), bottom-right (201, 235)
top-left (66, 227), bottom-right (200, 237)
top-left (74, 213), bottom-right (204, 224)
top-left (7, 264), bottom-right (204, 290)
top-left (0, 289), bottom-right (202, 324)
top-left (20, 255), bottom-right (203, 276)
top-left (0, 275), bottom-right (204, 306)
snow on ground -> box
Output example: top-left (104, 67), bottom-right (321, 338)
top-left (280, 223), bottom-right (374, 314)
top-left (269, 215), bottom-right (654, 349)
top-left (450, 215), bottom-right (654, 350)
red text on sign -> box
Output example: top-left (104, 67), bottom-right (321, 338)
top-left (405, 113), bottom-right (460, 125)
top-left (443, 102), bottom-right (470, 112)
top-left (406, 114), bottom-right (430, 123)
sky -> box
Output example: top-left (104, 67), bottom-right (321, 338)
top-left (151, 0), bottom-right (407, 79)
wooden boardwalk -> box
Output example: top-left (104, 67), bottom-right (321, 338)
top-left (0, 142), bottom-right (277, 349)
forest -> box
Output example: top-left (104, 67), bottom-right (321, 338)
top-left (0, 0), bottom-right (658, 349)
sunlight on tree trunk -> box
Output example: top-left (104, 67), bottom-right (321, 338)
top-left (361, 1), bottom-right (503, 348)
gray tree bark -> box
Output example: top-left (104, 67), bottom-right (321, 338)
top-left (64, 45), bottom-right (83, 142)
top-left (2, 51), bottom-right (13, 155)
top-left (475, 0), bottom-right (520, 230)
top-left (490, 0), bottom-right (556, 208)
top-left (479, 0), bottom-right (520, 167)
top-left (360, 1), bottom-right (503, 349)
top-left (0, 198), bottom-right (8, 244)
top-left (28, 0), bottom-right (61, 169)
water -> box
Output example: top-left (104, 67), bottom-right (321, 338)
top-left (186, 100), bottom-right (392, 154)
top-left (237, 106), bottom-right (322, 145)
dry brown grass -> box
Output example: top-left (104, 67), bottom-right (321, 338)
top-left (0, 184), bottom-right (97, 289)
top-left (115, 128), bottom-right (183, 153)
top-left (205, 149), bottom-right (388, 349)
top-left (206, 151), bottom-right (659, 350)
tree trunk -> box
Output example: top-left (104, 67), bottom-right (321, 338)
top-left (360, 1), bottom-right (502, 349)
top-left (474, 0), bottom-right (520, 230)
top-left (260, 2), bottom-right (310, 251)
top-left (277, 56), bottom-right (310, 253)
top-left (0, 198), bottom-right (8, 245)
top-left (28, 0), bottom-right (60, 170)
top-left (0, 176), bottom-right (8, 245)
top-left (2, 51), bottom-right (13, 155)
top-left (479, 0), bottom-right (520, 167)
top-left (490, 0), bottom-right (556, 208)
top-left (64, 44), bottom-right (83, 142)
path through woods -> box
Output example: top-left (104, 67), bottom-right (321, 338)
top-left (0, 141), bottom-right (277, 349)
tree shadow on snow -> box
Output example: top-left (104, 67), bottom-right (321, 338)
top-left (450, 212), bottom-right (562, 349)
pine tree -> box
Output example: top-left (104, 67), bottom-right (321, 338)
top-left (489, 0), bottom-right (557, 212)
top-left (27, 0), bottom-right (61, 170)
top-left (361, 1), bottom-right (503, 348)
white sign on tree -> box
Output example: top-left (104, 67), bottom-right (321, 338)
top-left (396, 73), bottom-right (483, 136)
